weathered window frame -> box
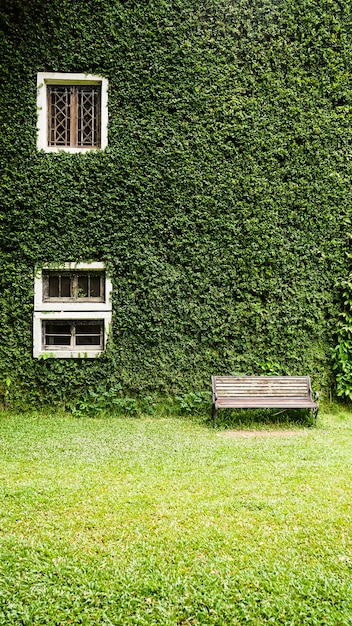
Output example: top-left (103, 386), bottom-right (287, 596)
top-left (43, 320), bottom-right (104, 351)
top-left (37, 73), bottom-right (108, 153)
top-left (42, 269), bottom-right (106, 302)
top-left (47, 84), bottom-right (102, 149)
top-left (33, 262), bottom-right (112, 359)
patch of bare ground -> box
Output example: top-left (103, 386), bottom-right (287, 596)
top-left (218, 429), bottom-right (307, 438)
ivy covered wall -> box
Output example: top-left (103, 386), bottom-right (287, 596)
top-left (0, 0), bottom-right (351, 407)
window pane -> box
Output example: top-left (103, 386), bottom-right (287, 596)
top-left (46, 335), bottom-right (71, 346)
top-left (61, 276), bottom-right (71, 297)
top-left (47, 274), bottom-right (71, 298)
top-left (75, 324), bottom-right (102, 334)
top-left (76, 335), bottom-right (101, 346)
top-left (44, 323), bottom-right (71, 346)
top-left (75, 322), bottom-right (103, 346)
top-left (78, 276), bottom-right (88, 297)
top-left (48, 276), bottom-right (59, 297)
top-left (46, 323), bottom-right (71, 334)
top-left (89, 276), bottom-right (100, 297)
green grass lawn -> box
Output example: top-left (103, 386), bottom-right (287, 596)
top-left (0, 407), bottom-right (351, 625)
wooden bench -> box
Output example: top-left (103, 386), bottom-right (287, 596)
top-left (211, 375), bottom-right (318, 427)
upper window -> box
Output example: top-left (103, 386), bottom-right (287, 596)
top-left (47, 85), bottom-right (101, 148)
top-left (37, 73), bottom-right (108, 153)
top-left (43, 269), bottom-right (105, 302)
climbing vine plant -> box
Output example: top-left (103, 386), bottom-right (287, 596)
top-left (0, 0), bottom-right (351, 408)
top-left (334, 264), bottom-right (352, 400)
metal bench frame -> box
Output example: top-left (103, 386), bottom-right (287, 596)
top-left (211, 375), bottom-right (319, 427)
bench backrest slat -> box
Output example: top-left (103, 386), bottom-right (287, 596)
top-left (213, 376), bottom-right (311, 399)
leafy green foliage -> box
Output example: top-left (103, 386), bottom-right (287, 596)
top-left (68, 383), bottom-right (155, 418)
top-left (0, 0), bottom-right (351, 406)
top-left (176, 390), bottom-right (210, 414)
top-left (333, 273), bottom-right (352, 399)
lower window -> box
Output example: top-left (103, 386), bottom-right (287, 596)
top-left (43, 320), bottom-right (104, 350)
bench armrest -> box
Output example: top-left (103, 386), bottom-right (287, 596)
top-left (211, 376), bottom-right (217, 404)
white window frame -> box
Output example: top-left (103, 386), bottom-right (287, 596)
top-left (33, 262), bottom-right (112, 359)
top-left (36, 72), bottom-right (108, 153)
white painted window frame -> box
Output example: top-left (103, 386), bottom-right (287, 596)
top-left (36, 72), bottom-right (108, 153)
top-left (33, 263), bottom-right (112, 359)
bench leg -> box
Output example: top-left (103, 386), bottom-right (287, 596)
top-left (212, 404), bottom-right (217, 428)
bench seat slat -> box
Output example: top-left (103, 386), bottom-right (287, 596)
top-left (214, 376), bottom-right (307, 383)
top-left (216, 398), bottom-right (318, 408)
top-left (215, 381), bottom-right (308, 386)
top-left (216, 389), bottom-right (310, 398)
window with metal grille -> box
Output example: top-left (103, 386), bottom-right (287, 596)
top-left (43, 320), bottom-right (104, 351)
top-left (37, 73), bottom-right (108, 152)
top-left (47, 85), bottom-right (101, 148)
top-left (42, 270), bottom-right (105, 302)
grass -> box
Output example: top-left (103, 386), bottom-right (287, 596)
top-left (0, 406), bottom-right (351, 625)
